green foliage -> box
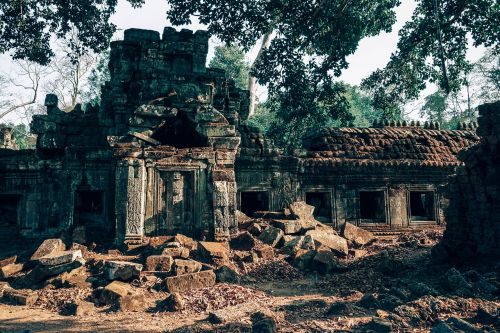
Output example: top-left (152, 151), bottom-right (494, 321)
top-left (362, 0), bottom-right (499, 111)
top-left (420, 90), bottom-right (447, 126)
top-left (3, 123), bottom-right (33, 149)
top-left (81, 49), bottom-right (111, 106)
top-left (166, 0), bottom-right (400, 113)
top-left (209, 45), bottom-right (250, 90)
top-left (0, 0), bottom-right (144, 65)
top-left (246, 83), bottom-right (377, 148)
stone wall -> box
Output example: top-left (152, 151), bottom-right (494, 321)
top-left (434, 101), bottom-right (500, 261)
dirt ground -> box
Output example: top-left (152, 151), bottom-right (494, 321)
top-left (0, 230), bottom-right (499, 333)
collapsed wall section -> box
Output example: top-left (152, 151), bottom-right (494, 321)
top-left (435, 101), bottom-right (500, 261)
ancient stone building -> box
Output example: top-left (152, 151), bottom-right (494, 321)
top-left (434, 101), bottom-right (500, 261)
top-left (0, 27), bottom-right (481, 245)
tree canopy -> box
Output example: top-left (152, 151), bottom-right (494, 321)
top-left (362, 0), bottom-right (499, 117)
top-left (209, 45), bottom-right (250, 90)
top-left (0, 0), bottom-right (144, 65)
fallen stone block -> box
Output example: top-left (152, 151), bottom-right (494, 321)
top-left (236, 210), bottom-right (252, 227)
top-left (0, 281), bottom-right (10, 296)
top-left (199, 241), bottom-right (230, 260)
top-left (271, 219), bottom-right (302, 234)
top-left (29, 258), bottom-right (85, 283)
top-left (248, 223), bottom-right (263, 236)
top-left (70, 243), bottom-right (88, 257)
top-left (288, 201), bottom-right (315, 220)
top-left (2, 288), bottom-right (38, 306)
top-left (251, 311), bottom-right (277, 333)
top-left (67, 300), bottom-right (95, 316)
top-left (104, 261), bottom-right (142, 282)
top-left (215, 265), bottom-right (240, 283)
top-left (305, 230), bottom-right (348, 256)
top-left (164, 270), bottom-right (216, 293)
top-left (31, 238), bottom-right (66, 261)
top-left (291, 250), bottom-right (316, 271)
top-left (282, 235), bottom-right (315, 256)
top-left (254, 245), bottom-right (275, 259)
top-left (341, 223), bottom-right (375, 246)
top-left (349, 249), bottom-right (368, 258)
top-left (174, 259), bottom-right (202, 275)
top-left (163, 292), bottom-right (185, 311)
top-left (209, 301), bottom-right (261, 323)
top-left (146, 255), bottom-right (173, 272)
top-left (0, 256), bottom-right (17, 268)
top-left (174, 234), bottom-right (198, 250)
top-left (118, 293), bottom-right (146, 312)
top-left (258, 226), bottom-right (284, 247)
top-left (162, 247), bottom-right (190, 258)
top-left (46, 266), bottom-right (91, 289)
top-left (230, 232), bottom-right (257, 251)
top-left (38, 250), bottom-right (83, 266)
top-left (0, 263), bottom-right (24, 279)
top-left (99, 280), bottom-right (136, 305)
top-left (310, 251), bottom-right (347, 274)
top-left (149, 236), bottom-right (174, 248)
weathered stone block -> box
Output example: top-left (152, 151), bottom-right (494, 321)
top-left (162, 247), bottom-right (190, 259)
top-left (29, 259), bottom-right (85, 283)
top-left (31, 239), bottom-right (66, 261)
top-left (341, 223), bottom-right (375, 246)
top-left (99, 280), bottom-right (136, 305)
top-left (2, 288), bottom-right (37, 306)
top-left (258, 226), bottom-right (284, 247)
top-left (38, 250), bottom-right (83, 266)
top-left (229, 232), bottom-right (256, 251)
top-left (174, 259), bottom-right (202, 275)
top-left (104, 261), bottom-right (142, 281)
top-left (271, 219), bottom-right (303, 234)
top-left (305, 230), bottom-right (348, 256)
top-left (199, 241), bottom-right (230, 259)
top-left (0, 256), bottom-right (17, 268)
top-left (164, 270), bottom-right (216, 293)
top-left (145, 255), bottom-right (173, 272)
top-left (0, 263), bottom-right (24, 279)
top-left (289, 201), bottom-right (315, 220)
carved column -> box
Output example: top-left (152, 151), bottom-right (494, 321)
top-left (115, 159), bottom-right (147, 243)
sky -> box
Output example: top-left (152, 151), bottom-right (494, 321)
top-left (0, 0), bottom-right (487, 123)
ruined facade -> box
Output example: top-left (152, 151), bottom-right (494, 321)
top-left (435, 101), bottom-right (500, 261)
top-left (0, 27), bottom-right (481, 244)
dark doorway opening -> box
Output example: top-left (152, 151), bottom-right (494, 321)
top-left (0, 194), bottom-right (21, 229)
top-left (410, 191), bottom-right (435, 221)
top-left (240, 191), bottom-right (269, 217)
top-left (305, 192), bottom-right (332, 223)
top-left (73, 191), bottom-right (106, 243)
top-left (359, 191), bottom-right (386, 222)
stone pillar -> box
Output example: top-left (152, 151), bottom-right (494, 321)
top-left (115, 159), bottom-right (147, 243)
top-left (388, 186), bottom-right (408, 228)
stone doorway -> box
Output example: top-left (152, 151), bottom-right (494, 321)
top-left (157, 171), bottom-right (195, 235)
top-left (0, 194), bottom-right (21, 235)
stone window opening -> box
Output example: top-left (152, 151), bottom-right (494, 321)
top-left (359, 191), bottom-right (386, 223)
top-left (74, 190), bottom-right (104, 226)
top-left (305, 191), bottom-right (332, 223)
top-left (240, 191), bottom-right (269, 217)
top-left (409, 191), bottom-right (435, 221)
top-left (0, 194), bottom-right (21, 229)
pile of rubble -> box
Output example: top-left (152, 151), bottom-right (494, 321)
top-left (236, 201), bottom-right (376, 275)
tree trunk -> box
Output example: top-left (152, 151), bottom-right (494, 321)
top-left (247, 32), bottom-right (273, 119)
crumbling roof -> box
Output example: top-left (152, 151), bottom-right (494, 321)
top-left (302, 127), bottom-right (480, 166)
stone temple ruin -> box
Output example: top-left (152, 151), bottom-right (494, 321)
top-left (0, 27), bottom-right (481, 245)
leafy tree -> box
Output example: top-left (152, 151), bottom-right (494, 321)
top-left (0, 0), bottom-right (144, 65)
top-left (209, 45), bottom-right (250, 90)
top-left (81, 49), bottom-right (111, 106)
top-left (166, 0), bottom-right (401, 117)
top-left (246, 83), bottom-right (377, 148)
top-left (420, 90), bottom-right (447, 126)
top-left (362, 0), bottom-right (499, 113)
